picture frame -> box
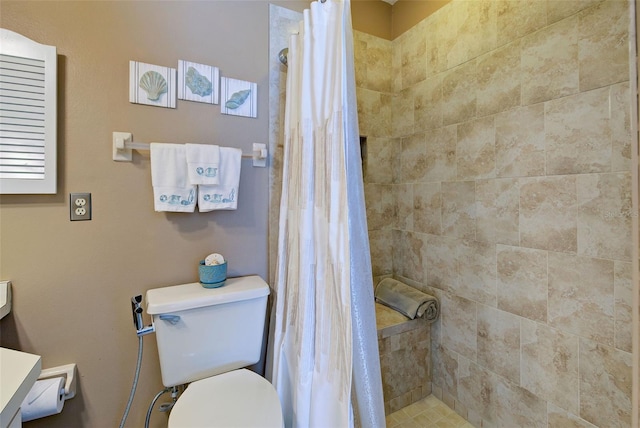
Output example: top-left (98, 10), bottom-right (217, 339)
top-left (178, 60), bottom-right (219, 105)
top-left (220, 77), bottom-right (257, 118)
top-left (129, 61), bottom-right (176, 109)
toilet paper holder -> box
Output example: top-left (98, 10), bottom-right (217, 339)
top-left (37, 363), bottom-right (77, 400)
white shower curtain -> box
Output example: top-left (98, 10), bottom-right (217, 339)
top-left (268, 0), bottom-right (385, 427)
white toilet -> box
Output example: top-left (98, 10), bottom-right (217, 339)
top-left (146, 275), bottom-right (283, 427)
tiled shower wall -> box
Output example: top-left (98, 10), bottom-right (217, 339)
top-left (357, 0), bottom-right (633, 426)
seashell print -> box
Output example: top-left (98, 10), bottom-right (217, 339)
top-left (139, 70), bottom-right (167, 101)
top-left (185, 67), bottom-right (212, 97)
top-left (225, 89), bottom-right (251, 109)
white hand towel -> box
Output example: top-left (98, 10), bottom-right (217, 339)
top-left (186, 143), bottom-right (220, 185)
top-left (198, 147), bottom-right (242, 211)
top-left (150, 143), bottom-right (197, 212)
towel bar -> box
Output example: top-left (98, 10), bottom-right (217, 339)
top-left (112, 132), bottom-right (267, 167)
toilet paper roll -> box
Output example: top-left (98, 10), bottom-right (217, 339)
top-left (21, 376), bottom-right (65, 422)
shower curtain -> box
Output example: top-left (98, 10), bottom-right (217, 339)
top-left (267, 0), bottom-right (385, 427)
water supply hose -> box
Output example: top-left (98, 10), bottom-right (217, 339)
top-left (145, 387), bottom-right (171, 428)
top-left (118, 335), bottom-right (143, 428)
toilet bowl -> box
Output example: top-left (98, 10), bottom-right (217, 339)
top-left (169, 369), bottom-right (283, 428)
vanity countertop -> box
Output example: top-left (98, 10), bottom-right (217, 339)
top-left (0, 348), bottom-right (41, 428)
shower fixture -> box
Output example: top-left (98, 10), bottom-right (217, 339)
top-left (278, 48), bottom-right (288, 66)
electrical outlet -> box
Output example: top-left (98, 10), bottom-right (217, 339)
top-left (70, 193), bottom-right (91, 221)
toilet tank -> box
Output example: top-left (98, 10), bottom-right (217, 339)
top-left (146, 275), bottom-right (270, 387)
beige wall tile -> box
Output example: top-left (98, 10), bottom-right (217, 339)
top-left (456, 240), bottom-right (497, 306)
top-left (400, 133), bottom-right (427, 182)
top-left (413, 182), bottom-right (441, 235)
top-left (477, 40), bottom-right (521, 116)
top-left (476, 178), bottom-right (519, 245)
top-left (495, 104), bottom-right (545, 178)
top-left (447, 0), bottom-right (498, 69)
top-left (444, 2), bottom-right (471, 69)
top-left (432, 343), bottom-right (458, 397)
top-left (579, 338), bottom-right (632, 427)
top-left (466, 410), bottom-right (485, 428)
top-left (392, 37), bottom-right (403, 93)
top-left (497, 245), bottom-right (548, 322)
top-left (456, 116), bottom-right (496, 180)
top-left (365, 183), bottom-right (396, 230)
top-left (442, 181), bottom-right (476, 239)
top-left (395, 183), bottom-right (414, 231)
top-left (380, 184), bottom-right (401, 229)
top-left (578, 0), bottom-right (629, 91)
top-left (520, 176), bottom-right (577, 253)
top-left (457, 356), bottom-right (498, 423)
top-left (547, 402), bottom-right (598, 428)
top-left (354, 36), bottom-right (368, 89)
top-left (424, 125), bottom-right (457, 182)
top-left (521, 15), bottom-right (579, 105)
top-left (546, 0), bottom-right (603, 24)
top-left (393, 230), bottom-right (428, 283)
top-left (365, 137), bottom-right (397, 185)
top-left (548, 252), bottom-right (614, 345)
top-left (391, 229), bottom-right (403, 276)
top-left (477, 306), bottom-right (520, 383)
top-left (545, 87), bottom-right (611, 175)
top-left (400, 27), bottom-right (427, 90)
top-left (614, 261), bottom-right (632, 352)
top-left (577, 172), bottom-right (632, 261)
top-left (475, 179), bottom-right (496, 243)
top-left (391, 137), bottom-right (403, 184)
top-left (391, 326), bottom-right (429, 352)
top-left (426, 234), bottom-right (459, 292)
top-left (442, 61), bottom-right (477, 126)
top-left (441, 294), bottom-right (477, 361)
top-left (610, 82), bottom-right (632, 172)
top-left (366, 36), bottom-right (393, 93)
top-left (496, 0), bottom-right (547, 46)
top-left (414, 76), bottom-right (443, 132)
top-left (358, 88), bottom-right (392, 138)
top-left (369, 229), bottom-right (394, 277)
top-left (496, 378), bottom-right (547, 428)
top-left (428, 5), bottom-right (456, 75)
top-left (521, 319), bottom-right (580, 414)
top-left (393, 88), bottom-right (415, 137)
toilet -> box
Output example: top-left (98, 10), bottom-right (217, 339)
top-left (146, 275), bottom-right (283, 427)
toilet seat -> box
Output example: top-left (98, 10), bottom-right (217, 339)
top-left (168, 369), bottom-right (283, 428)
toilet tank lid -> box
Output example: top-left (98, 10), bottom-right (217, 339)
top-left (146, 275), bottom-right (270, 315)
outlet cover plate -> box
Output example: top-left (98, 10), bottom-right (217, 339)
top-left (70, 193), bottom-right (91, 221)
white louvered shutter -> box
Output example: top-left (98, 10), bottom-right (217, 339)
top-left (0, 29), bottom-right (56, 194)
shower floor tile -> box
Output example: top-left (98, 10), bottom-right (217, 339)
top-left (386, 395), bottom-right (474, 428)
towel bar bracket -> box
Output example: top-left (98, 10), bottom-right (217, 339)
top-left (113, 132), bottom-right (133, 162)
top-left (252, 143), bottom-right (267, 167)
top-left (112, 131), bottom-right (268, 167)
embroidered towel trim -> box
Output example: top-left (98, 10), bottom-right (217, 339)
top-left (186, 143), bottom-right (220, 185)
top-left (198, 147), bottom-right (242, 211)
top-left (150, 143), bottom-right (197, 212)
